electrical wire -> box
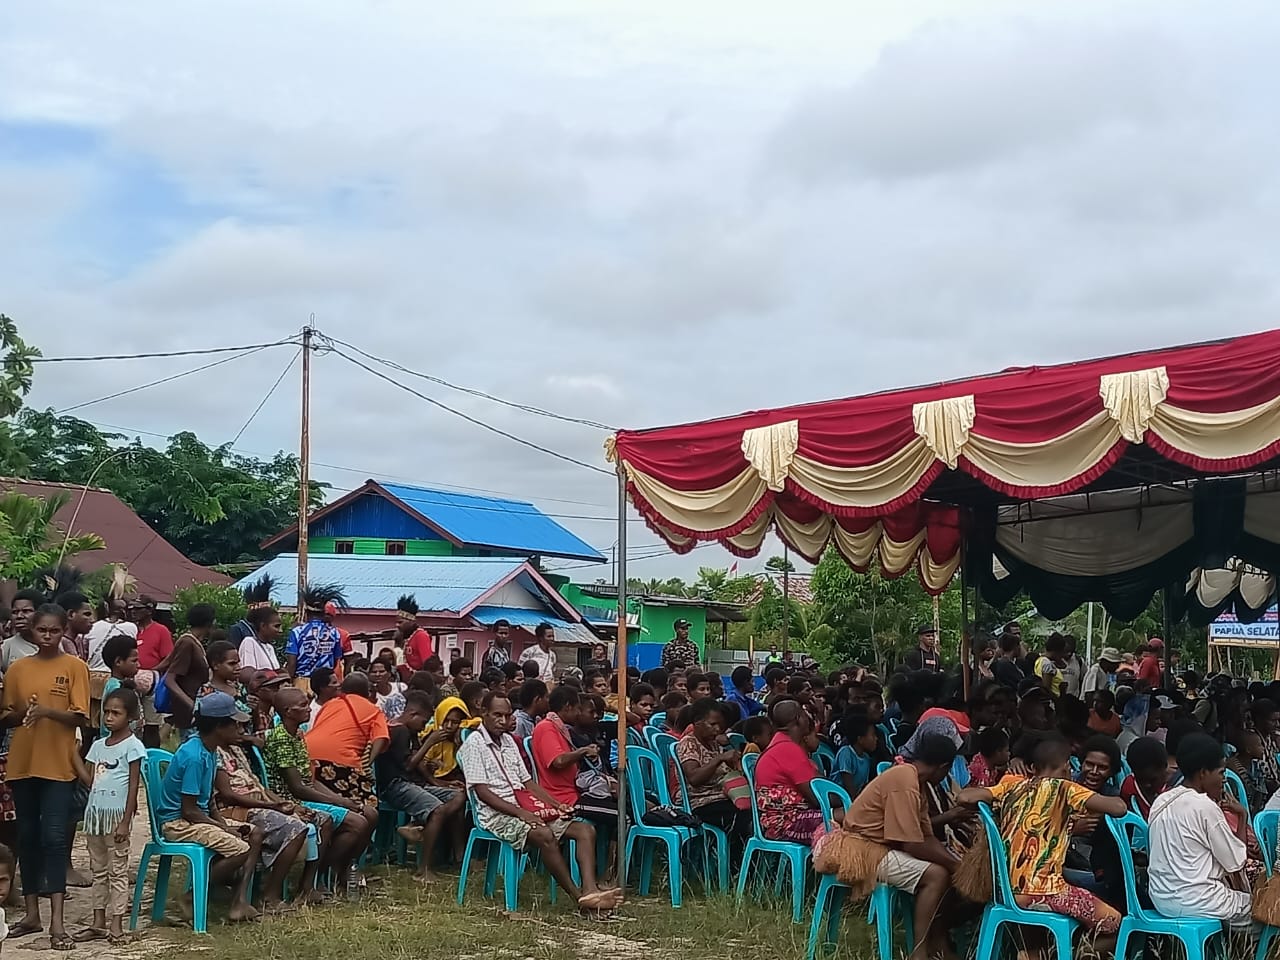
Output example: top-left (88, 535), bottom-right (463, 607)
top-left (78, 416), bottom-right (617, 509)
top-left (55, 344), bottom-right (280, 415)
top-left (230, 348), bottom-right (301, 446)
top-left (330, 347), bottom-right (612, 475)
top-left (322, 334), bottom-right (616, 431)
top-left (32, 338), bottom-right (298, 363)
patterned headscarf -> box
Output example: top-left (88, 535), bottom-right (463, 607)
top-left (897, 715), bottom-right (963, 761)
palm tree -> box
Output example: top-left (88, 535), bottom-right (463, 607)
top-left (0, 490), bottom-right (104, 583)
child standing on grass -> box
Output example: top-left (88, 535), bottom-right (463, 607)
top-left (71, 688), bottom-right (145, 945)
top-left (0, 603), bottom-right (89, 951)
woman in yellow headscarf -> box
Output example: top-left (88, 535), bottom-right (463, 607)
top-left (422, 696), bottom-right (480, 782)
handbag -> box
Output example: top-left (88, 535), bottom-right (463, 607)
top-left (488, 741), bottom-right (563, 821)
top-left (643, 805), bottom-right (699, 829)
top-left (152, 672), bottom-right (172, 713)
top-left (721, 773), bottom-right (752, 811)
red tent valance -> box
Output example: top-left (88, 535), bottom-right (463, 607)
top-left (609, 329), bottom-right (1280, 595)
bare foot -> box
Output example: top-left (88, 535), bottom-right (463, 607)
top-left (396, 824), bottom-right (424, 844)
top-left (227, 902), bottom-right (261, 923)
top-left (176, 892), bottom-right (195, 923)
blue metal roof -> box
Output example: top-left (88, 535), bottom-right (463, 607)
top-left (378, 483), bottom-right (606, 563)
top-left (232, 554), bottom-right (528, 612)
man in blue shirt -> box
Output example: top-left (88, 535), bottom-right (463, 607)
top-left (156, 692), bottom-right (264, 922)
top-left (724, 666), bottom-right (764, 718)
top-left (284, 595), bottom-right (345, 695)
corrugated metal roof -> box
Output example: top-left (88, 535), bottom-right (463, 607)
top-left (379, 482), bottom-right (606, 563)
top-left (470, 605), bottom-right (599, 646)
top-left (232, 554), bottom-right (526, 613)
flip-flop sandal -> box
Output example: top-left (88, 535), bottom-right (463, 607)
top-left (50, 934), bottom-right (75, 951)
top-left (73, 927), bottom-right (108, 942)
top-left (8, 921), bottom-right (43, 939)
top-left (108, 933), bottom-right (135, 947)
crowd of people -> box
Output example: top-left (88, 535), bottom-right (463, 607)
top-left (0, 583), bottom-right (1276, 955)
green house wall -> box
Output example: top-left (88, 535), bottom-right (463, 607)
top-left (306, 536), bottom-right (484, 558)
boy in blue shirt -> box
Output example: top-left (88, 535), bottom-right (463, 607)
top-left (155, 692), bottom-right (264, 922)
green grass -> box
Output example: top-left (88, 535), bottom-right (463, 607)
top-left (153, 866), bottom-right (875, 960)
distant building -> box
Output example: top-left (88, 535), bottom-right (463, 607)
top-left (6, 478), bottom-right (231, 603)
top-left (234, 554), bottom-right (597, 667)
top-left (262, 479), bottom-right (606, 565)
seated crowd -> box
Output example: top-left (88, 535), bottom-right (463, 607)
top-left (2, 590), bottom-right (1276, 953)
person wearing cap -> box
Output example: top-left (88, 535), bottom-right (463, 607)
top-left (1137, 638), bottom-right (1164, 689)
top-left (1081, 647), bottom-right (1122, 698)
top-left (901, 624), bottom-right (940, 673)
top-left (284, 589), bottom-right (346, 697)
top-left (660, 619), bottom-right (701, 671)
top-left (153, 692), bottom-right (264, 923)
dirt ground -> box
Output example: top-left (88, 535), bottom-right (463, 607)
top-left (7, 804), bottom-right (157, 959)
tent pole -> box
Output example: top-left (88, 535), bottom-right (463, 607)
top-left (614, 465), bottom-right (629, 886)
top-left (960, 533), bottom-right (970, 702)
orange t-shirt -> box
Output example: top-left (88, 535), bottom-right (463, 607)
top-left (305, 694), bottom-right (390, 768)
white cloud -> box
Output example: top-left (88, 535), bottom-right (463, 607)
top-left (6, 0), bottom-right (1280, 581)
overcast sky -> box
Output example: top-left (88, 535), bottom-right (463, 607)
top-left (4, 1), bottom-right (1280, 581)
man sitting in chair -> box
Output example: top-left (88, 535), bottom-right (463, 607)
top-left (457, 691), bottom-right (621, 916)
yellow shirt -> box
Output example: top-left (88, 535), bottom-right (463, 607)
top-left (1033, 657), bottom-right (1063, 697)
top-left (2, 652), bottom-right (89, 782)
top-left (989, 776), bottom-right (1094, 896)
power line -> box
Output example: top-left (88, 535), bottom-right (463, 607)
top-left (323, 335), bottom-right (615, 431)
top-left (330, 347), bottom-right (612, 475)
top-left (76, 416), bottom-right (616, 509)
top-left (55, 344), bottom-right (279, 415)
top-left (32, 338), bottom-right (298, 363)
top-left (230, 348), bottom-right (301, 446)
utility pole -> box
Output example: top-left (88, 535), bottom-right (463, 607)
top-left (782, 543), bottom-right (790, 656)
top-left (297, 324), bottom-right (313, 612)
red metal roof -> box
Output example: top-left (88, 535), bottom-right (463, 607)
top-left (8, 478), bottom-right (232, 603)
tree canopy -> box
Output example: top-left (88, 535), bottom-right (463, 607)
top-left (0, 317), bottom-right (324, 566)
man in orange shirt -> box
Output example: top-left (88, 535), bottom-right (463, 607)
top-left (306, 672), bottom-right (388, 846)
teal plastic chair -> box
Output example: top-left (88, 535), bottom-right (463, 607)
top-left (130, 749), bottom-right (217, 934)
top-left (1107, 812), bottom-right (1223, 960)
top-left (735, 752), bottom-right (811, 923)
top-left (1224, 768), bottom-right (1248, 807)
top-left (803, 779), bottom-right (916, 960)
top-left (1254, 810), bottom-right (1280, 960)
top-left (727, 732), bottom-right (747, 751)
top-left (455, 790), bottom-right (577, 911)
top-left (624, 746), bottom-right (698, 907)
top-left (805, 778), bottom-right (848, 959)
top-left (662, 739), bottom-right (730, 892)
top-left (974, 803), bottom-right (1077, 960)
top-left (651, 732), bottom-right (677, 764)
top-left (949, 753), bottom-right (970, 788)
top-left (813, 742), bottom-right (836, 777)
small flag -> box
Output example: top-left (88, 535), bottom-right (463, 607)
top-left (728, 561), bottom-right (739, 575)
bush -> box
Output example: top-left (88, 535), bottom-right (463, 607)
top-left (173, 582), bottom-right (247, 633)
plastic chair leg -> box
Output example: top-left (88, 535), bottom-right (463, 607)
top-left (501, 846), bottom-right (520, 912)
top-left (735, 846), bottom-right (755, 904)
top-left (639, 841), bottom-right (655, 896)
top-left (665, 834), bottom-right (683, 908)
top-left (1113, 920), bottom-right (1132, 960)
top-left (456, 835), bottom-right (475, 904)
top-left (1050, 923), bottom-right (1073, 960)
top-left (190, 855), bottom-right (210, 935)
top-left (875, 888), bottom-right (895, 960)
top-left (826, 884), bottom-right (848, 946)
top-left (787, 852), bottom-right (805, 923)
top-left (151, 856), bottom-right (173, 923)
top-left (1256, 925), bottom-right (1278, 960)
top-left (974, 915), bottom-right (1001, 960)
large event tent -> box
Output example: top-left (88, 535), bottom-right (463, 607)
top-left (607, 328), bottom-right (1280, 623)
top-left (603, 328), bottom-right (1280, 877)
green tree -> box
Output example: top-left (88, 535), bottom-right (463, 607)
top-left (0, 490), bottom-right (104, 583)
top-left (765, 555), bottom-right (796, 573)
top-left (172, 582), bottom-right (248, 633)
top-left (5, 410), bottom-right (325, 565)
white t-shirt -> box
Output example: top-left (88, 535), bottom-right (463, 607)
top-left (86, 619), bottom-right (139, 671)
top-left (0, 635), bottom-right (37, 674)
top-left (519, 644), bottom-right (557, 681)
top-left (237, 634), bottom-right (281, 671)
top-left (1148, 785), bottom-right (1251, 921)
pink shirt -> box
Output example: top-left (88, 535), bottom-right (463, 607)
top-left (754, 731), bottom-right (818, 791)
